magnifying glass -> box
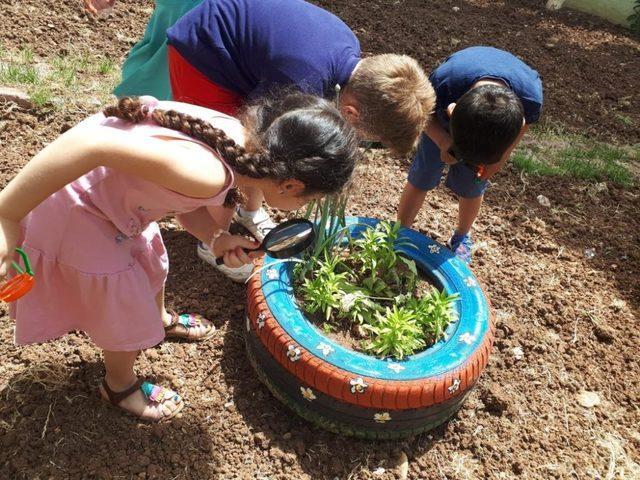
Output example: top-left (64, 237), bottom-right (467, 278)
top-left (215, 218), bottom-right (315, 265)
top-left (0, 248), bottom-right (35, 302)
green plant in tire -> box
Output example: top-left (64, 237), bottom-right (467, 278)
top-left (351, 221), bottom-right (419, 296)
top-left (300, 256), bottom-right (350, 321)
top-left (364, 305), bottom-right (426, 359)
top-left (339, 290), bottom-right (379, 326)
top-left (407, 289), bottom-right (459, 343)
top-left (295, 216), bottom-right (459, 359)
top-left (296, 193), bottom-right (350, 279)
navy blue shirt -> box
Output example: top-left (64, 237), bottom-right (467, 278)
top-left (167, 0), bottom-right (361, 99)
top-left (430, 46), bottom-right (543, 128)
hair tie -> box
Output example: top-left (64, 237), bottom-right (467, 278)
top-left (139, 95), bottom-right (159, 118)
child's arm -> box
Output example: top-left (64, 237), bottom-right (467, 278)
top-left (175, 207), bottom-right (262, 268)
top-left (481, 123), bottom-right (529, 181)
top-left (501, 124), bottom-right (529, 163)
top-left (83, 0), bottom-right (116, 16)
top-left (423, 115), bottom-right (457, 166)
top-left (0, 126), bottom-right (227, 222)
top-left (0, 125), bottom-right (255, 272)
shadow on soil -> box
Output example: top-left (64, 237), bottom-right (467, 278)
top-left (0, 359), bottom-right (213, 479)
top-left (219, 317), bottom-right (448, 478)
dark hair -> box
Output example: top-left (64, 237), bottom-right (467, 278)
top-left (103, 93), bottom-right (359, 206)
top-left (449, 84), bottom-right (524, 165)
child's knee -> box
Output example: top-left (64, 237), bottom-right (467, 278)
top-left (445, 164), bottom-right (489, 198)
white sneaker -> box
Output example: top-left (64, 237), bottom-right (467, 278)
top-left (235, 207), bottom-right (277, 242)
top-left (197, 242), bottom-right (254, 283)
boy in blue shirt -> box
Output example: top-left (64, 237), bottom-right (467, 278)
top-left (397, 46), bottom-right (543, 264)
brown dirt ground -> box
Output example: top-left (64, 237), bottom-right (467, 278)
top-left (1, 0), bottom-right (639, 479)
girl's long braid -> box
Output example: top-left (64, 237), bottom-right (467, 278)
top-left (103, 97), bottom-right (271, 207)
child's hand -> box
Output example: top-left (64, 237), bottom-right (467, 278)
top-left (439, 140), bottom-right (458, 166)
top-left (213, 234), bottom-right (262, 269)
top-left (0, 216), bottom-right (21, 278)
top-left (83, 0), bottom-right (116, 16)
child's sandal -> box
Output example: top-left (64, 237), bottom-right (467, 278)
top-left (100, 378), bottom-right (184, 422)
top-left (164, 310), bottom-right (216, 341)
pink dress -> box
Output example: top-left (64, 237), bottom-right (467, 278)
top-left (11, 101), bottom-right (235, 351)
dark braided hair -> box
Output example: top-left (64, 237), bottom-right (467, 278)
top-left (103, 94), bottom-right (359, 207)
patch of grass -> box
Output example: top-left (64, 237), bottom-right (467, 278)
top-left (30, 87), bottom-right (54, 107)
top-left (558, 145), bottom-right (634, 186)
top-left (615, 114), bottom-right (634, 126)
top-left (52, 55), bottom-right (79, 87)
top-left (513, 129), bottom-right (638, 187)
top-left (0, 44), bottom-right (120, 110)
top-left (0, 46), bottom-right (39, 86)
top-left (19, 47), bottom-right (34, 64)
top-left (52, 53), bottom-right (95, 86)
top-left (98, 57), bottom-right (115, 75)
top-left (512, 151), bottom-right (560, 177)
top-left (0, 63), bottom-right (38, 84)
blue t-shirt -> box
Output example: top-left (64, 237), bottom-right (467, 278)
top-left (166, 0), bottom-right (361, 99)
top-left (430, 46), bottom-right (543, 128)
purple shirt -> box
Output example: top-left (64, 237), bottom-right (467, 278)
top-left (167, 0), bottom-right (361, 99)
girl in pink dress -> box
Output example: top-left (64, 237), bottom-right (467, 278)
top-left (0, 94), bottom-right (358, 421)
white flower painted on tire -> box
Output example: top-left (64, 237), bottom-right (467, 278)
top-left (464, 276), bottom-right (477, 288)
top-left (448, 378), bottom-right (461, 394)
top-left (316, 342), bottom-right (334, 357)
top-left (374, 412), bottom-right (391, 423)
top-left (459, 333), bottom-right (476, 345)
top-left (287, 345), bottom-right (302, 362)
top-left (266, 268), bottom-right (278, 280)
top-left (300, 387), bottom-right (316, 401)
top-left (428, 244), bottom-right (441, 254)
top-left (349, 377), bottom-right (369, 394)
top-left (387, 362), bottom-right (405, 373)
top-left (257, 312), bottom-right (266, 330)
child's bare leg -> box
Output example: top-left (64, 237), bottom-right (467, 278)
top-left (397, 182), bottom-right (428, 227)
top-left (456, 195), bottom-right (483, 235)
top-left (175, 207), bottom-right (231, 244)
top-left (156, 287), bottom-right (214, 340)
top-left (102, 350), bottom-right (182, 419)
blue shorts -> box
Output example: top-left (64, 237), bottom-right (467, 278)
top-left (408, 133), bottom-right (489, 198)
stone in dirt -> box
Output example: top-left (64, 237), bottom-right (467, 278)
top-left (0, 88), bottom-right (33, 109)
top-left (481, 383), bottom-right (511, 416)
top-left (396, 451), bottom-right (409, 480)
top-left (577, 391), bottom-right (601, 408)
top-left (536, 195), bottom-right (551, 207)
top-left (512, 346), bottom-right (524, 360)
top-left (593, 324), bottom-right (615, 344)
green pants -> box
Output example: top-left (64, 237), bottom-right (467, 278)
top-left (113, 0), bottom-right (203, 100)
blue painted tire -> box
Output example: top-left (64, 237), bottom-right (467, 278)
top-left (246, 217), bottom-right (494, 436)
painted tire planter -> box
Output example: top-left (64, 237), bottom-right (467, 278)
top-left (245, 217), bottom-right (494, 439)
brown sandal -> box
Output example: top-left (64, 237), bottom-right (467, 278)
top-left (100, 378), bottom-right (184, 422)
top-left (164, 310), bottom-right (216, 341)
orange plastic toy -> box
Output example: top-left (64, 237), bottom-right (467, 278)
top-left (0, 248), bottom-right (34, 302)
